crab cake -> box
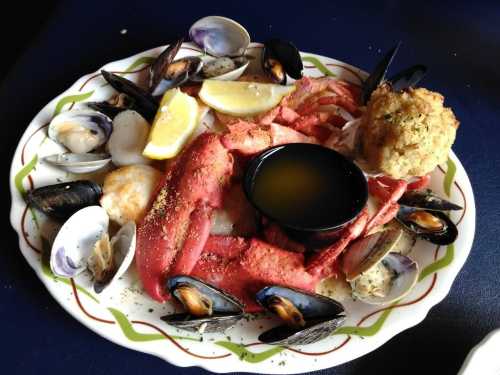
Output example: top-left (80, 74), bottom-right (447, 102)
top-left (360, 84), bottom-right (459, 178)
top-left (100, 165), bottom-right (162, 225)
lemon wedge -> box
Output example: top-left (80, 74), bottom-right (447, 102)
top-left (199, 80), bottom-right (295, 116)
top-left (143, 88), bottom-right (198, 159)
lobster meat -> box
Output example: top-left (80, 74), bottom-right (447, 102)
top-left (135, 77), bottom-right (406, 309)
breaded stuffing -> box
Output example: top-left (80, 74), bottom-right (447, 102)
top-left (360, 84), bottom-right (459, 178)
top-left (100, 165), bottom-right (162, 225)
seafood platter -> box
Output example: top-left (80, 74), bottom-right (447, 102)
top-left (9, 16), bottom-right (475, 373)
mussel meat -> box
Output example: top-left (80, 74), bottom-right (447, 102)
top-left (361, 42), bottom-right (427, 104)
top-left (87, 93), bottom-right (135, 119)
top-left (256, 286), bottom-right (345, 346)
top-left (43, 153), bottom-right (111, 174)
top-left (342, 228), bottom-right (419, 305)
top-left (150, 56), bottom-right (203, 96)
top-left (101, 70), bottom-right (158, 121)
top-left (262, 39), bottom-right (303, 84)
top-left (189, 16), bottom-right (250, 57)
top-left (27, 180), bottom-right (102, 220)
top-left (149, 38), bottom-right (184, 95)
top-left (396, 189), bottom-right (462, 245)
top-left (48, 109), bottom-right (112, 154)
top-left (162, 276), bottom-right (244, 333)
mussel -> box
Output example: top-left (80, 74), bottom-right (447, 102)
top-left (48, 109), bottom-right (113, 154)
top-left (361, 42), bottom-right (427, 104)
top-left (101, 70), bottom-right (158, 121)
top-left (396, 190), bottom-right (462, 245)
top-left (262, 39), bottom-right (303, 84)
top-left (161, 276), bottom-right (245, 333)
top-left (27, 180), bottom-right (102, 220)
top-left (150, 56), bottom-right (203, 96)
top-left (149, 38), bottom-right (184, 95)
top-left (87, 93), bottom-right (135, 119)
top-left (256, 286), bottom-right (346, 346)
top-left (342, 228), bottom-right (419, 305)
top-left (396, 189), bottom-right (462, 245)
top-left (43, 153), bottom-right (111, 174)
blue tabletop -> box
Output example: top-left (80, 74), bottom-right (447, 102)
top-left (3, 1), bottom-right (500, 374)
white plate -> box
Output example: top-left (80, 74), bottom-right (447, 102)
top-left (9, 42), bottom-right (476, 374)
top-left (458, 329), bottom-right (500, 375)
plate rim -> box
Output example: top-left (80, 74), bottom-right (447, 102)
top-left (9, 42), bottom-right (476, 374)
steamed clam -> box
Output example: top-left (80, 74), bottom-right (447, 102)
top-left (161, 275), bottom-right (244, 333)
top-left (48, 109), bottom-right (112, 154)
top-left (342, 228), bottom-right (419, 305)
top-left (50, 205), bottom-right (136, 293)
top-left (256, 286), bottom-right (346, 345)
top-left (27, 180), bottom-right (102, 220)
top-left (43, 153), bottom-right (111, 174)
top-left (189, 16), bottom-right (250, 57)
top-left (396, 189), bottom-right (462, 245)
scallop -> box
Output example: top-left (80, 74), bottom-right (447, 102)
top-left (107, 110), bottom-right (151, 166)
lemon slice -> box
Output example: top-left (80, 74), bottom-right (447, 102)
top-left (143, 88), bottom-right (198, 159)
top-left (199, 80), bottom-right (295, 116)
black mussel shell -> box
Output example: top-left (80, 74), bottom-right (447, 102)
top-left (388, 64), bottom-right (427, 92)
top-left (87, 94), bottom-right (136, 119)
top-left (101, 70), bottom-right (158, 122)
top-left (361, 41), bottom-right (401, 104)
top-left (161, 275), bottom-right (244, 333)
top-left (396, 207), bottom-right (458, 245)
top-left (262, 39), bottom-right (303, 84)
top-left (27, 180), bottom-right (102, 221)
top-left (256, 286), bottom-right (345, 346)
top-left (149, 38), bottom-right (184, 94)
top-left (398, 189), bottom-right (463, 211)
top-left (151, 57), bottom-right (203, 96)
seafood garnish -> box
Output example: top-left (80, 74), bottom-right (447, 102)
top-left (256, 286), bottom-right (346, 345)
top-left (161, 276), bottom-right (244, 333)
top-left (27, 180), bottom-right (102, 220)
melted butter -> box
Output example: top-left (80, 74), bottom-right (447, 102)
top-left (251, 149), bottom-right (363, 229)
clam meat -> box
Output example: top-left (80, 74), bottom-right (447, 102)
top-left (48, 109), bottom-right (112, 154)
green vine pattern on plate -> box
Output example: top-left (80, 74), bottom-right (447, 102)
top-left (13, 49), bottom-right (461, 363)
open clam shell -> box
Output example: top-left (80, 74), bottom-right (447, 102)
top-left (342, 229), bottom-right (419, 305)
top-left (189, 16), bottom-right (250, 57)
top-left (48, 109), bottom-right (112, 154)
top-left (50, 206), bottom-right (109, 277)
top-left (90, 221), bottom-right (136, 293)
top-left (162, 275), bottom-right (244, 333)
top-left (43, 153), bottom-right (111, 174)
top-left (256, 286), bottom-right (346, 346)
